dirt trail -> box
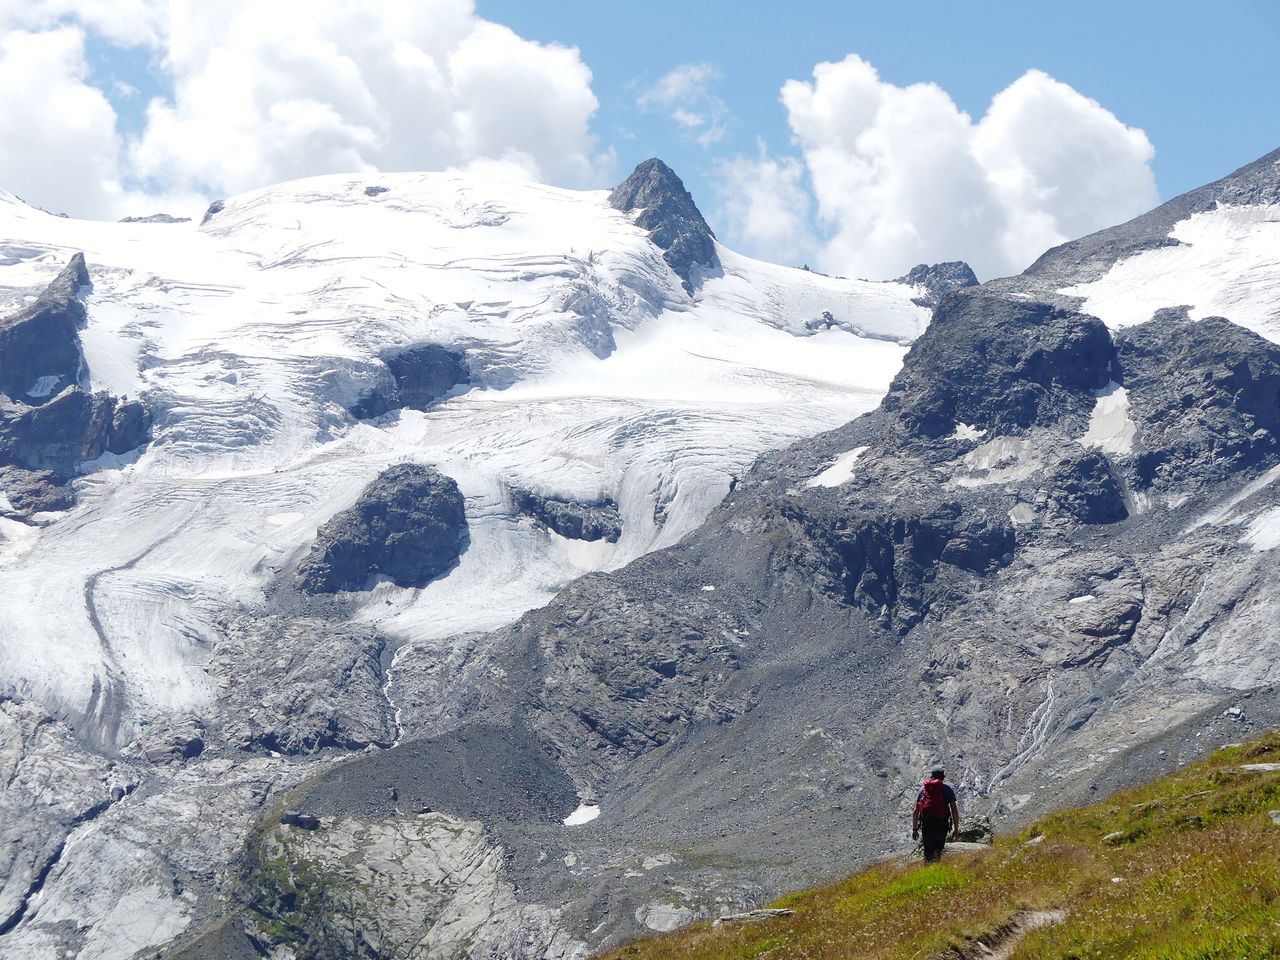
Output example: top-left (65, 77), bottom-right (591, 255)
top-left (934, 908), bottom-right (1066, 960)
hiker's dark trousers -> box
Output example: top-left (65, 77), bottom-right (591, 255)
top-left (921, 820), bottom-right (949, 862)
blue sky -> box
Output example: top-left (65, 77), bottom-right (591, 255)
top-left (6, 0), bottom-right (1279, 278)
top-left (479, 0), bottom-right (1280, 208)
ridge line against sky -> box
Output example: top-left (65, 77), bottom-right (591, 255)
top-left (0, 0), bottom-right (1276, 280)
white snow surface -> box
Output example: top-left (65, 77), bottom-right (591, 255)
top-left (562, 803), bottom-right (601, 826)
top-left (1064, 204), bottom-right (1280, 342)
top-left (1242, 507), bottom-right (1280, 551)
top-left (0, 171), bottom-right (929, 734)
top-left (806, 446), bottom-right (869, 488)
top-left (1079, 382), bottom-right (1135, 455)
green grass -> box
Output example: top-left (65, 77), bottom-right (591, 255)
top-left (601, 733), bottom-right (1280, 960)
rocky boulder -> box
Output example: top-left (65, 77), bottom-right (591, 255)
top-left (882, 289), bottom-right (1115, 439)
top-left (609, 158), bottom-right (720, 294)
top-left (512, 489), bottom-right (622, 542)
top-left (297, 463), bottom-right (467, 593)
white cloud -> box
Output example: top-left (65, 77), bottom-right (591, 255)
top-left (776, 55), bottom-right (1157, 279)
top-left (713, 147), bottom-right (816, 267)
top-left (0, 0), bottom-right (609, 218)
top-left (0, 27), bottom-right (126, 218)
top-left (637, 62), bottom-right (729, 148)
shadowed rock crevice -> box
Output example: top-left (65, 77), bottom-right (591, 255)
top-left (297, 463), bottom-right (468, 593)
top-left (609, 158), bottom-right (720, 295)
top-left (351, 343), bottom-right (470, 419)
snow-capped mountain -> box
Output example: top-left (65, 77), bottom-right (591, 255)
top-left (0, 161), bottom-right (930, 741)
top-left (0, 160), bottom-right (954, 958)
top-left (3, 143), bottom-right (1278, 960)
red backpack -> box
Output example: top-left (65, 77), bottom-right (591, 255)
top-left (916, 777), bottom-right (948, 821)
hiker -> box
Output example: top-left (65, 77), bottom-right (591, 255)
top-left (912, 767), bottom-right (960, 862)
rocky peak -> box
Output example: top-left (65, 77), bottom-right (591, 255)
top-left (0, 253), bottom-right (89, 404)
top-left (896, 261), bottom-right (979, 307)
top-left (881, 288), bottom-right (1115, 439)
top-left (609, 158), bottom-right (720, 294)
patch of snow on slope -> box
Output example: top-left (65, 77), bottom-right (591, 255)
top-left (563, 803), bottom-right (601, 826)
top-left (806, 446), bottom-right (869, 488)
top-left (1080, 381), bottom-right (1135, 455)
top-left (0, 171), bottom-right (929, 735)
top-left (1063, 204), bottom-right (1280, 342)
top-left (1243, 507), bottom-right (1280, 551)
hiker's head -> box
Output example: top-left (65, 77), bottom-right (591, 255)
top-left (930, 767), bottom-right (945, 780)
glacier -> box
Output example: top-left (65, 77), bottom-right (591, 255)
top-left (0, 170), bottom-right (929, 746)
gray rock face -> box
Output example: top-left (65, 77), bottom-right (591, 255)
top-left (1047, 451), bottom-right (1128, 524)
top-left (1116, 312), bottom-right (1280, 489)
top-left (513, 489), bottom-right (622, 542)
top-left (896, 261), bottom-right (979, 306)
top-left (0, 255), bottom-right (151, 512)
top-left (0, 253), bottom-right (88, 403)
top-left (207, 615), bottom-right (395, 753)
top-left (297, 463), bottom-right (467, 593)
top-left (609, 158), bottom-right (720, 294)
top-left (882, 289), bottom-right (1115, 439)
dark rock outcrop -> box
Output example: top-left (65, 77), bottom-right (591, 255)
top-left (512, 489), bottom-right (622, 542)
top-left (351, 344), bottom-right (469, 419)
top-left (1047, 451), bottom-right (1128, 524)
top-left (0, 254), bottom-right (89, 403)
top-left (609, 158), bottom-right (720, 294)
top-left (200, 200), bottom-right (225, 226)
top-left (1118, 311), bottom-right (1280, 489)
top-left (297, 463), bottom-right (467, 593)
top-left (896, 261), bottom-right (979, 307)
top-left (882, 289), bottom-right (1115, 439)
top-left (2, 387), bottom-right (115, 471)
top-left (0, 256), bottom-right (151, 507)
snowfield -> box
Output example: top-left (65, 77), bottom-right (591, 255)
top-left (1063, 203), bottom-right (1280, 341)
top-left (0, 172), bottom-right (930, 738)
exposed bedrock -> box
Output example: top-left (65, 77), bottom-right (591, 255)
top-left (1117, 310), bottom-right (1280, 489)
top-left (512, 488), bottom-right (623, 542)
top-left (882, 288), bottom-right (1116, 439)
top-left (205, 615), bottom-right (395, 754)
top-left (609, 158), bottom-right (720, 294)
top-left (896, 260), bottom-right (979, 307)
top-left (0, 253), bottom-right (89, 404)
top-left (0, 254), bottom-right (152, 514)
top-left (1046, 451), bottom-right (1129, 525)
top-left (351, 343), bottom-right (470, 419)
top-left (297, 462), bottom-right (468, 593)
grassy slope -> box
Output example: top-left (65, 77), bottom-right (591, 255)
top-left (602, 733), bottom-right (1280, 960)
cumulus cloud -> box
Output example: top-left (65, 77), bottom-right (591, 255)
top-left (713, 147), bottom-right (816, 266)
top-left (0, 27), bottom-right (127, 218)
top-left (637, 62), bottom-right (729, 148)
top-left (0, 0), bottom-right (609, 218)
top-left (771, 55), bottom-right (1157, 279)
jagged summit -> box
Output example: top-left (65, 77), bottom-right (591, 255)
top-left (609, 157), bottom-right (720, 294)
top-left (896, 260), bottom-right (979, 306)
